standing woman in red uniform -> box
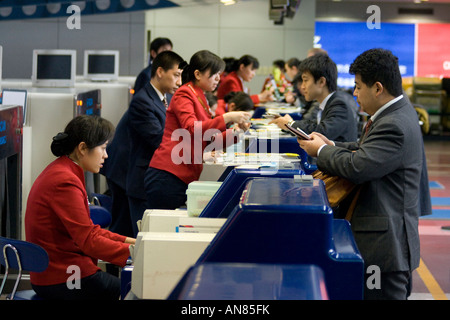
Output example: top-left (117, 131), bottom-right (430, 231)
top-left (145, 50), bottom-right (251, 210)
top-left (25, 115), bottom-right (135, 300)
top-left (217, 54), bottom-right (273, 105)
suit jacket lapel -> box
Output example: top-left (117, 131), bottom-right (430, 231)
top-left (146, 83), bottom-right (166, 114)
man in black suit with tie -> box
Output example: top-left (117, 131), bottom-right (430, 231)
top-left (270, 53), bottom-right (358, 142)
top-left (299, 49), bottom-right (432, 299)
top-left (103, 51), bottom-right (185, 237)
top-left (127, 51), bottom-right (185, 236)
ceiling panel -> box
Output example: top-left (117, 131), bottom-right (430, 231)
top-left (0, 0), bottom-right (179, 21)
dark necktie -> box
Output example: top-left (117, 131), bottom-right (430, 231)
top-left (361, 119), bottom-right (372, 143)
top-left (162, 97), bottom-right (168, 109)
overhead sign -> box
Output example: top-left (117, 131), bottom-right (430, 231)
top-left (315, 22), bottom-right (416, 88)
top-left (416, 23), bottom-right (450, 78)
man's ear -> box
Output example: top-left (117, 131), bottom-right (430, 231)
top-left (155, 66), bottom-right (164, 79)
top-left (318, 76), bottom-right (327, 88)
top-left (374, 81), bottom-right (384, 96)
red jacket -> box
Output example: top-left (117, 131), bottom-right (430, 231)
top-left (150, 82), bottom-right (235, 184)
top-left (25, 156), bottom-right (130, 286)
top-left (214, 99), bottom-right (227, 117)
top-left (217, 71), bottom-right (260, 105)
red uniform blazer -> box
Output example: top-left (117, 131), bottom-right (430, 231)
top-left (150, 82), bottom-right (235, 185)
top-left (25, 156), bottom-right (130, 286)
top-left (217, 71), bottom-right (260, 105)
top-left (214, 99), bottom-right (227, 117)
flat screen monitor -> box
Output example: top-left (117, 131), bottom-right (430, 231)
top-left (83, 50), bottom-right (119, 81)
top-left (31, 49), bottom-right (76, 88)
top-left (1, 89), bottom-right (28, 125)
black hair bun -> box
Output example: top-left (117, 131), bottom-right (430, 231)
top-left (51, 132), bottom-right (70, 157)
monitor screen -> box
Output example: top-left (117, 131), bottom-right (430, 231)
top-left (74, 89), bottom-right (101, 117)
top-left (32, 49), bottom-right (76, 87)
top-left (1, 89), bottom-right (27, 125)
top-left (84, 50), bottom-right (119, 81)
top-left (37, 55), bottom-right (72, 80)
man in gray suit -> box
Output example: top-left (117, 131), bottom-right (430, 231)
top-left (298, 49), bottom-right (432, 300)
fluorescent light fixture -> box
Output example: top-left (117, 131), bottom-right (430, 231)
top-left (221, 0), bottom-right (236, 5)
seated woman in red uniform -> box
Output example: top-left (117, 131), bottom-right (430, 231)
top-left (217, 54), bottom-right (273, 105)
top-left (145, 50), bottom-right (251, 210)
top-left (25, 115), bottom-right (135, 300)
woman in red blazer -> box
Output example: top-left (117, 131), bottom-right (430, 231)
top-left (145, 50), bottom-right (251, 209)
top-left (217, 54), bottom-right (273, 105)
top-left (25, 115), bottom-right (135, 300)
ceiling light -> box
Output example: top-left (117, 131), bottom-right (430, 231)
top-left (221, 0), bottom-right (236, 5)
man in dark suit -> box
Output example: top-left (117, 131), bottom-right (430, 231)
top-left (298, 49), bottom-right (432, 300)
top-left (101, 111), bottom-right (134, 238)
top-left (103, 51), bottom-right (185, 237)
top-left (126, 51), bottom-right (185, 237)
top-left (270, 53), bottom-right (358, 142)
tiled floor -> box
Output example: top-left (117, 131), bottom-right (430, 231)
top-left (409, 139), bottom-right (450, 300)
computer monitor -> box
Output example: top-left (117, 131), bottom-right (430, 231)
top-left (1, 89), bottom-right (28, 125)
top-left (83, 50), bottom-right (119, 81)
top-left (31, 49), bottom-right (76, 88)
top-left (73, 89), bottom-right (101, 117)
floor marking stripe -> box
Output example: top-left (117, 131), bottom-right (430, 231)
top-left (416, 258), bottom-right (448, 300)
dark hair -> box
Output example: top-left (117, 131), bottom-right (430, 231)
top-left (231, 55), bottom-right (260, 72)
top-left (349, 48), bottom-right (403, 97)
top-left (150, 38), bottom-right (172, 54)
top-left (151, 51), bottom-right (186, 79)
top-left (51, 115), bottom-right (114, 157)
top-left (286, 57), bottom-right (301, 69)
top-left (223, 57), bottom-right (236, 74)
top-left (273, 59), bottom-right (285, 72)
top-left (182, 50), bottom-right (225, 84)
top-left (293, 71), bottom-right (303, 86)
top-left (298, 53), bottom-right (337, 93)
top-left (224, 91), bottom-right (254, 112)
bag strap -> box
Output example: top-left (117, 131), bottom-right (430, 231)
top-left (187, 84), bottom-right (213, 117)
top-left (345, 188), bottom-right (361, 221)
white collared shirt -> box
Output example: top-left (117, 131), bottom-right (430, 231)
top-left (369, 94), bottom-right (403, 122)
top-left (151, 83), bottom-right (166, 105)
top-left (316, 91), bottom-right (335, 124)
top-left (238, 75), bottom-right (248, 94)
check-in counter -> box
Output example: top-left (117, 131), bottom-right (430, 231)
top-left (197, 177), bottom-right (364, 300)
top-left (139, 209), bottom-right (226, 233)
top-left (169, 263), bottom-right (329, 300)
top-left (129, 176), bottom-right (363, 300)
top-left (245, 136), bottom-right (317, 174)
top-left (252, 102), bottom-right (303, 120)
top-left (131, 231), bottom-right (217, 300)
top-left (200, 162), bottom-right (305, 218)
